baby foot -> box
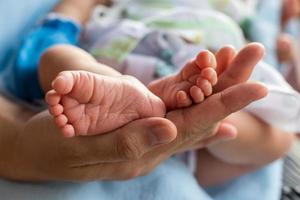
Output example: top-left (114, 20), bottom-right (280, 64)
top-left (46, 71), bottom-right (165, 137)
top-left (148, 50), bottom-right (217, 110)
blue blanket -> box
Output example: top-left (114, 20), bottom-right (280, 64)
top-left (0, 158), bottom-right (283, 200)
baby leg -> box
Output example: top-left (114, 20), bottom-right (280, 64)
top-left (39, 44), bottom-right (122, 93)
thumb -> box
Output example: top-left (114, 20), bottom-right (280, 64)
top-left (69, 117), bottom-right (177, 167)
top-left (193, 122), bottom-right (238, 149)
top-left (166, 82), bottom-right (267, 147)
top-left (189, 82), bottom-right (268, 127)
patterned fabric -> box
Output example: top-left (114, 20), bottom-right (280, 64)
top-left (281, 140), bottom-right (300, 200)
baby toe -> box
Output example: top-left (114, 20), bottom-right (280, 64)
top-left (49, 104), bottom-right (64, 116)
top-left (55, 114), bottom-right (68, 127)
top-left (52, 72), bottom-right (74, 95)
top-left (176, 90), bottom-right (192, 108)
top-left (45, 90), bottom-right (61, 106)
top-left (61, 124), bottom-right (75, 138)
top-left (201, 68), bottom-right (218, 85)
top-left (190, 86), bottom-right (204, 103)
top-left (196, 78), bottom-right (213, 96)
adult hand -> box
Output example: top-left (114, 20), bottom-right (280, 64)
top-left (2, 110), bottom-right (176, 181)
top-left (164, 43), bottom-right (267, 152)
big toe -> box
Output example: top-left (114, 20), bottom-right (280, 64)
top-left (195, 50), bottom-right (217, 69)
top-left (52, 72), bottom-right (75, 95)
top-left (61, 124), bottom-right (75, 138)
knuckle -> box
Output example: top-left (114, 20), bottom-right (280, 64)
top-left (219, 92), bottom-right (233, 114)
top-left (116, 133), bottom-right (144, 160)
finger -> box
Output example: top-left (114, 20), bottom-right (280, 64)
top-left (215, 45), bottom-right (236, 75)
top-left (67, 117), bottom-right (177, 166)
top-left (214, 43), bottom-right (265, 93)
top-left (176, 82), bottom-right (268, 131)
top-left (166, 82), bottom-right (267, 148)
top-left (200, 122), bottom-right (238, 148)
top-left (179, 121), bottom-right (238, 151)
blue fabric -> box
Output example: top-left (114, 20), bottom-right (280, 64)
top-left (0, 158), bottom-right (212, 200)
top-left (8, 17), bottom-right (81, 101)
top-left (0, 158), bottom-right (283, 200)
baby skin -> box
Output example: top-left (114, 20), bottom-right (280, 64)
top-left (45, 51), bottom-right (217, 137)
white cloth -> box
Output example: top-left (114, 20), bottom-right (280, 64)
top-left (247, 62), bottom-right (300, 133)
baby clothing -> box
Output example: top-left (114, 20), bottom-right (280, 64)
top-left (84, 8), bottom-right (245, 84)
